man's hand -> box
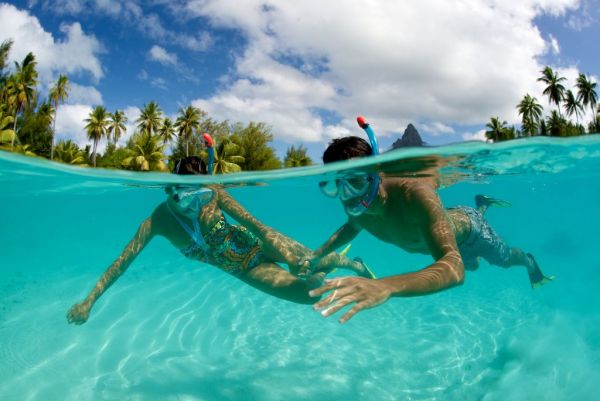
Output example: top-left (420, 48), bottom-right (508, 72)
top-left (309, 277), bottom-right (393, 323)
top-left (66, 301), bottom-right (92, 325)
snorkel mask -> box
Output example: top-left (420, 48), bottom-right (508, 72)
top-left (319, 116), bottom-right (381, 217)
top-left (167, 186), bottom-right (214, 216)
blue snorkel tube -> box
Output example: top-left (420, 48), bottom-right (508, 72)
top-left (208, 148), bottom-right (214, 175)
top-left (344, 116), bottom-right (381, 216)
top-left (357, 116), bottom-right (379, 155)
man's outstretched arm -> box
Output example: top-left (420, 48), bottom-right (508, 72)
top-left (313, 222), bottom-right (362, 258)
top-left (311, 185), bottom-right (464, 323)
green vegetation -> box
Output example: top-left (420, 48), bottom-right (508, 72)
top-left (284, 145), bottom-right (312, 167)
top-left (0, 42), bottom-right (298, 173)
top-left (48, 74), bottom-right (70, 160)
top-left (490, 66), bottom-right (598, 142)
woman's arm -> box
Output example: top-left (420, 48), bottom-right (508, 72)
top-left (213, 187), bottom-right (264, 232)
top-left (214, 187), bottom-right (313, 270)
top-left (66, 217), bottom-right (156, 324)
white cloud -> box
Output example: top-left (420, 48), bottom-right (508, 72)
top-left (40, 0), bottom-right (212, 51)
top-left (55, 104), bottom-right (92, 144)
top-left (137, 69), bottom-right (149, 80)
top-left (421, 122), bottom-right (455, 136)
top-left (67, 83), bottom-right (103, 105)
top-left (549, 34), bottom-right (561, 54)
top-left (0, 4), bottom-right (104, 83)
top-left (150, 77), bottom-right (168, 90)
top-left (462, 130), bottom-right (488, 142)
top-left (183, 0), bottom-right (581, 142)
top-left (149, 45), bottom-right (178, 66)
top-left (566, 0), bottom-right (597, 31)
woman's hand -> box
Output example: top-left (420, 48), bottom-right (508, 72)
top-left (66, 301), bottom-right (92, 325)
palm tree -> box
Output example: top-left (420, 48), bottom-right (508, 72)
top-left (137, 101), bottom-right (162, 136)
top-left (158, 117), bottom-right (176, 148)
top-left (485, 117), bottom-right (508, 142)
top-left (175, 106), bottom-right (201, 157)
top-left (516, 94), bottom-right (543, 136)
top-left (563, 89), bottom-right (583, 124)
top-left (589, 104), bottom-right (600, 133)
top-left (122, 132), bottom-right (168, 171)
top-left (0, 39), bottom-right (13, 84)
top-left (13, 143), bottom-right (36, 156)
top-left (538, 66), bottom-right (566, 117)
top-left (575, 73), bottom-right (598, 126)
top-left (54, 139), bottom-right (85, 165)
top-left (108, 110), bottom-right (127, 145)
top-left (48, 74), bottom-right (70, 160)
top-left (6, 52), bottom-right (38, 148)
top-left (212, 137), bottom-right (244, 174)
top-left (0, 104), bottom-right (15, 145)
top-left (84, 105), bottom-right (109, 167)
top-left (284, 145), bottom-right (312, 167)
top-left (547, 110), bottom-right (566, 137)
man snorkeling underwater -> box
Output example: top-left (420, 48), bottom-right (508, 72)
top-left (309, 117), bottom-right (553, 323)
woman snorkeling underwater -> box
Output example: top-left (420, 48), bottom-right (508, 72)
top-left (67, 156), bottom-right (373, 324)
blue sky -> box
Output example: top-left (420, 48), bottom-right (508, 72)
top-left (1, 0), bottom-right (599, 160)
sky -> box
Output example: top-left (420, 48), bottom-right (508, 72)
top-left (0, 0), bottom-right (599, 160)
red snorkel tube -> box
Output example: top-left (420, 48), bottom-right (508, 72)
top-left (202, 133), bottom-right (214, 175)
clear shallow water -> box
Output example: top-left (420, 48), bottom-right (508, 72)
top-left (1, 137), bottom-right (600, 401)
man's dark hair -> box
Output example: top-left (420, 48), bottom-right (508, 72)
top-left (173, 156), bottom-right (208, 175)
top-left (322, 136), bottom-right (372, 164)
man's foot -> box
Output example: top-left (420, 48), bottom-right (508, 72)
top-left (354, 257), bottom-right (377, 279)
top-left (526, 253), bottom-right (554, 289)
top-left (475, 195), bottom-right (511, 212)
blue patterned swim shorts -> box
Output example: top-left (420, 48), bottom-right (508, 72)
top-left (452, 206), bottom-right (512, 271)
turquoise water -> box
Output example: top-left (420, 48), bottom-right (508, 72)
top-left (1, 137), bottom-right (600, 401)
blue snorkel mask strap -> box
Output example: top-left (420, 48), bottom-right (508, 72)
top-left (346, 116), bottom-right (380, 216)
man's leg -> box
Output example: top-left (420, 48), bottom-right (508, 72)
top-left (477, 218), bottom-right (553, 288)
top-left (496, 248), bottom-right (553, 288)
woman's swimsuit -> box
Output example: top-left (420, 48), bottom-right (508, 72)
top-left (167, 202), bottom-right (266, 275)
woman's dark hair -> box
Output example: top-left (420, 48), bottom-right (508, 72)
top-left (173, 156), bottom-right (208, 175)
top-left (322, 136), bottom-right (372, 164)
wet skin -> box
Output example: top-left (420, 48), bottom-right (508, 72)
top-left (310, 176), bottom-right (467, 323)
top-left (67, 188), bottom-right (367, 325)
top-left (310, 174), bottom-right (543, 323)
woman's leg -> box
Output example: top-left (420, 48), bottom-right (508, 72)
top-left (239, 262), bottom-right (325, 304)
